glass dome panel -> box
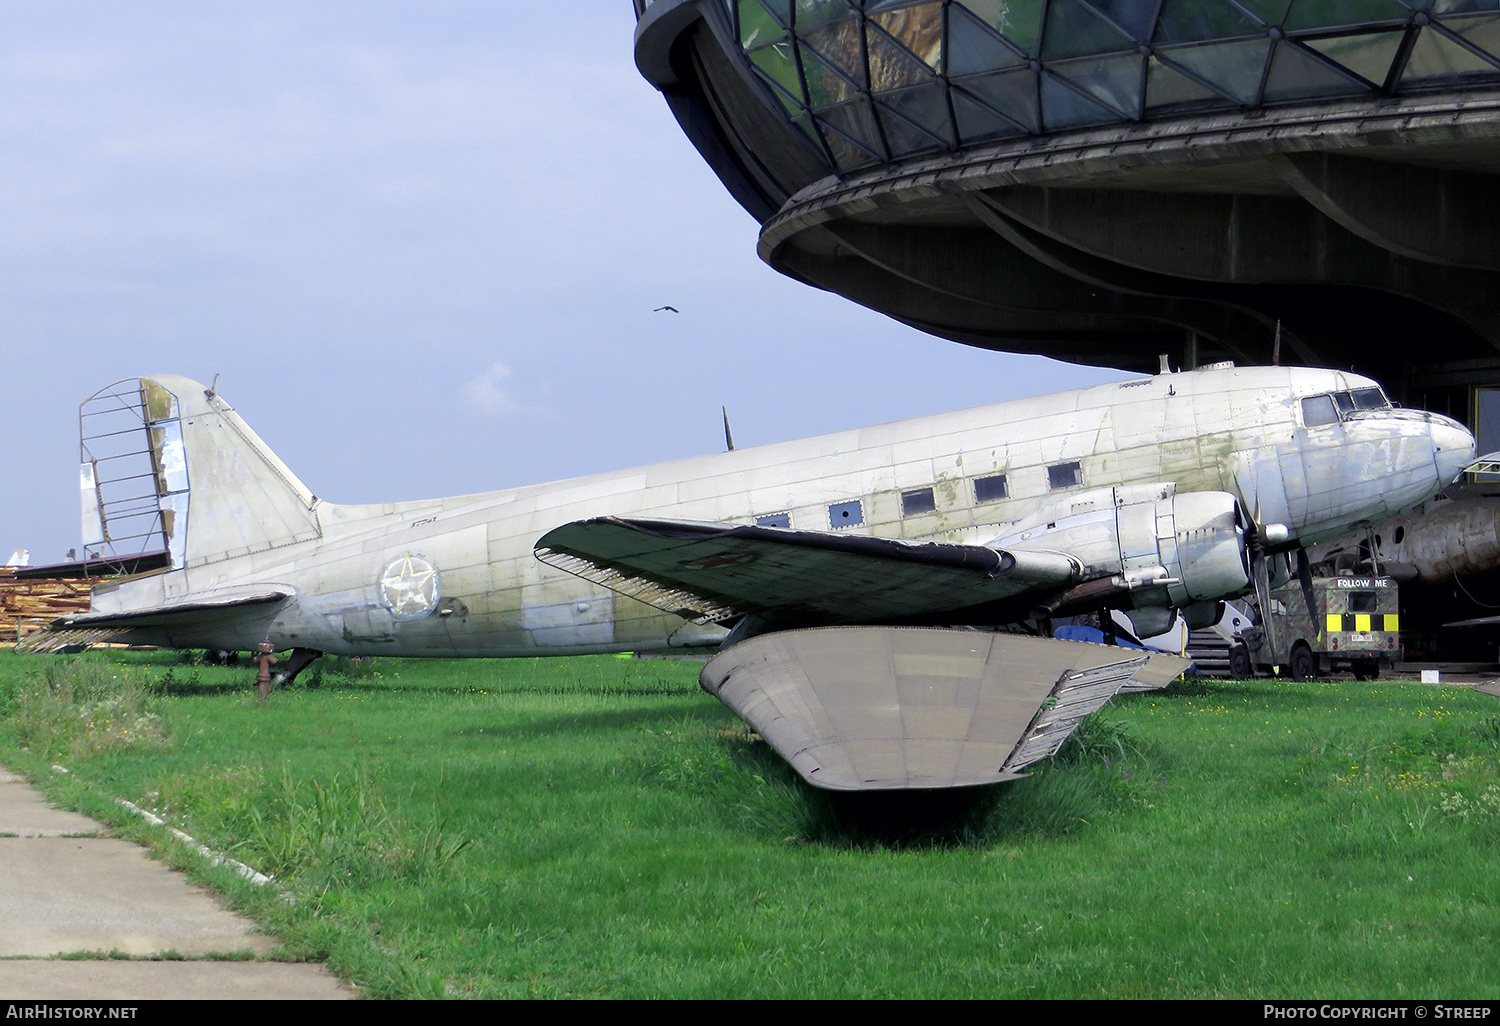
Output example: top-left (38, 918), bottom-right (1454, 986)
top-left (951, 87), bottom-right (1032, 140)
top-left (1042, 0), bottom-right (1136, 59)
top-left (948, 3), bottom-right (1030, 75)
top-left (1261, 38), bottom-right (1371, 101)
top-left (1400, 21), bottom-right (1500, 79)
top-left (739, 0), bottom-right (790, 47)
top-left (866, 20), bottom-right (940, 90)
top-left (1047, 50), bottom-right (1146, 119)
top-left (956, 0), bottom-right (1046, 54)
top-left (794, 0), bottom-right (855, 30)
top-left (1154, 0), bottom-right (1266, 43)
top-left (954, 65), bottom-right (1042, 131)
top-left (1040, 69), bottom-right (1125, 128)
top-left (871, 2), bottom-right (944, 70)
top-left (1301, 28), bottom-right (1408, 85)
top-left (1283, 0), bottom-right (1413, 30)
top-left (1155, 36), bottom-right (1274, 103)
top-left (1437, 11), bottom-right (1500, 61)
top-left (1144, 54), bottom-right (1231, 109)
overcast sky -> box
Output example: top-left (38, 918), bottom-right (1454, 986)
top-left (0, 2), bottom-right (1123, 564)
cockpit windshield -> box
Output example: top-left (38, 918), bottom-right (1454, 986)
top-left (1302, 387), bottom-right (1392, 427)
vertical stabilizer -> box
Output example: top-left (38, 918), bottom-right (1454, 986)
top-left (79, 376), bottom-right (321, 570)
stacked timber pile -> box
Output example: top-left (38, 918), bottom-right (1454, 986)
top-left (0, 568), bottom-right (90, 645)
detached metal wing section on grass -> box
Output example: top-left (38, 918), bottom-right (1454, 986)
top-left (534, 517), bottom-right (1082, 628)
top-left (702, 627), bottom-right (1189, 791)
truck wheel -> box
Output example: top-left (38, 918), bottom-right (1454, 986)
top-left (1228, 644), bottom-right (1252, 680)
top-left (1291, 645), bottom-right (1316, 682)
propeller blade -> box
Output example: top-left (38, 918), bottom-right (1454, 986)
top-left (1250, 546), bottom-right (1281, 676)
top-left (1243, 499), bottom-right (1283, 676)
top-left (1296, 547), bottom-right (1317, 620)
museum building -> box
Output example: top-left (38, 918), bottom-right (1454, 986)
top-left (634, 0), bottom-right (1500, 449)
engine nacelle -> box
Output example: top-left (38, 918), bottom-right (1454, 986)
top-left (994, 483), bottom-right (1251, 612)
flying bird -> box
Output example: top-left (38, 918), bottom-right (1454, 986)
top-left (654, 305), bottom-right (679, 313)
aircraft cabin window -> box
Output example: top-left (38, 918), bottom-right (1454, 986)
top-left (1047, 462), bottom-right (1083, 491)
top-left (900, 488), bottom-right (936, 517)
top-left (829, 500), bottom-right (863, 528)
top-left (1301, 395), bottom-right (1339, 427)
top-left (974, 474), bottom-right (1008, 503)
top-left (755, 513), bottom-right (790, 528)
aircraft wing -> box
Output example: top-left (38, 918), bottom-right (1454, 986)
top-left (535, 517), bottom-right (1083, 627)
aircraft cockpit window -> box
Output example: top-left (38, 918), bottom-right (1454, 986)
top-left (900, 487), bottom-right (936, 517)
top-left (755, 512), bottom-right (790, 529)
top-left (829, 500), bottom-right (863, 528)
top-left (1301, 395), bottom-right (1339, 427)
top-left (1304, 389), bottom-right (1392, 427)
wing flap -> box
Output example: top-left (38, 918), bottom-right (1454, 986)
top-left (535, 517), bottom-right (1080, 627)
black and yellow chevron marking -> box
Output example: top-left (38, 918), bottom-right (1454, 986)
top-left (1325, 614), bottom-right (1399, 633)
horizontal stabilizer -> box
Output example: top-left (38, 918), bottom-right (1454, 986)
top-left (700, 626), bottom-right (1190, 790)
top-left (535, 517), bottom-right (1080, 628)
top-left (22, 588), bottom-right (293, 649)
top-left (12, 551), bottom-right (171, 580)
top-left (1444, 615), bottom-right (1500, 629)
top-left (16, 626), bottom-right (128, 655)
top-left (1460, 451), bottom-right (1500, 477)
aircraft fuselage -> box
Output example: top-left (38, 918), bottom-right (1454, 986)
top-left (86, 365), bottom-right (1472, 656)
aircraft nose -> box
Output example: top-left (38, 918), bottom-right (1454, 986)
top-left (1431, 414), bottom-right (1476, 486)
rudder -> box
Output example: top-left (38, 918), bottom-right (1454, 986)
top-left (80, 375), bottom-right (321, 571)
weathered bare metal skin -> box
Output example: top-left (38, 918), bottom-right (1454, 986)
top-left (700, 627), bottom-right (1189, 791)
top-left (48, 365), bottom-right (1469, 659)
top-left (1322, 492), bottom-right (1500, 584)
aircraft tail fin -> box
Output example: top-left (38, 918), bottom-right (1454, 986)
top-left (79, 376), bottom-right (322, 571)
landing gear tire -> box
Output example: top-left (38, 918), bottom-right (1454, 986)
top-left (1228, 644), bottom-right (1252, 680)
top-left (1291, 645), bottom-right (1316, 682)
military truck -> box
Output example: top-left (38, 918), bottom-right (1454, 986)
top-left (1229, 574), bottom-right (1400, 680)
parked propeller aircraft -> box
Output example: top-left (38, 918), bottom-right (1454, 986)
top-left (21, 366), bottom-right (1475, 791)
top-left (1302, 471), bottom-right (1500, 657)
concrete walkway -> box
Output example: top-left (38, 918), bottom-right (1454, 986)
top-left (0, 767), bottom-right (350, 1000)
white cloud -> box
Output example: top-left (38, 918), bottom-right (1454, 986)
top-left (461, 361), bottom-right (516, 418)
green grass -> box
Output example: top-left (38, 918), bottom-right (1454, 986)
top-left (2, 651), bottom-right (1499, 998)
